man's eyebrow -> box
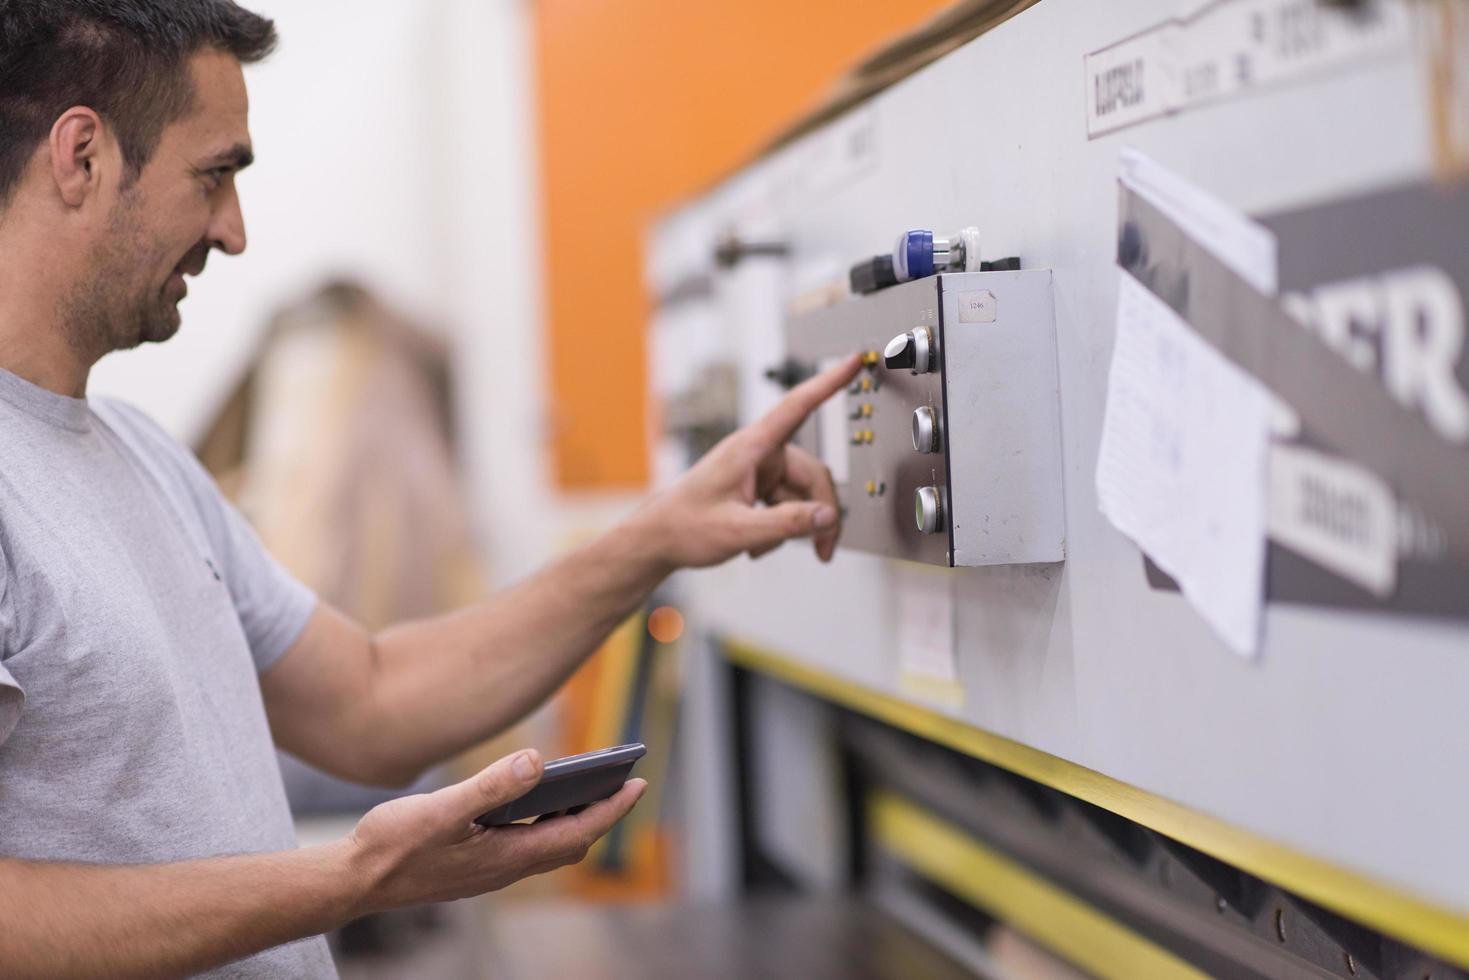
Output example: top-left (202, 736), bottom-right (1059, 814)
top-left (203, 143), bottom-right (254, 170)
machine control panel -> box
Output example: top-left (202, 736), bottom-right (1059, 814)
top-left (789, 270), bottom-right (1066, 567)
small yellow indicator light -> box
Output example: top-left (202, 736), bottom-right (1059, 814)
top-left (865, 480), bottom-right (878, 496)
top-left (859, 377), bottom-right (874, 393)
top-left (861, 403), bottom-right (874, 418)
top-left (862, 429), bottom-right (875, 444)
top-left (861, 350), bottom-right (880, 368)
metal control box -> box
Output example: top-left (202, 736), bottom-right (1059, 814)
top-left (789, 270), bottom-right (1065, 567)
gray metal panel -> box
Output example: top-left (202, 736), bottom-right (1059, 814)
top-left (786, 270), bottom-right (1066, 566)
top-left (940, 270), bottom-right (1066, 565)
top-left (787, 277), bottom-right (949, 566)
top-left (651, 0), bottom-right (1469, 912)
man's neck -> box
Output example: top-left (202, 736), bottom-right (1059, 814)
top-left (0, 227), bottom-right (92, 399)
top-left (0, 336), bottom-right (90, 399)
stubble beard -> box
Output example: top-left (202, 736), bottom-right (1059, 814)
top-left (60, 189), bottom-right (183, 363)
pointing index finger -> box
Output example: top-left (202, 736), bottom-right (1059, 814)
top-left (749, 352), bottom-right (863, 450)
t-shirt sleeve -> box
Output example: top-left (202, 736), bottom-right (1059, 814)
top-left (94, 400), bottom-right (317, 673)
top-left (0, 545), bottom-right (23, 746)
top-left (0, 660), bottom-right (22, 746)
top-left (200, 495), bottom-right (318, 673)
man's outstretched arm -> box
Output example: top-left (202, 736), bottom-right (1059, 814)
top-left (0, 750), bottom-right (643, 979)
top-left (260, 354), bottom-right (861, 786)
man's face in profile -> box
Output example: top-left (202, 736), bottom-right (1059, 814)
top-left (65, 49), bottom-right (253, 359)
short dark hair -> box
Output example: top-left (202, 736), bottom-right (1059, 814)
top-left (0, 0), bottom-right (276, 205)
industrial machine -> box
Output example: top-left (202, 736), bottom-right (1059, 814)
top-left (649, 1), bottom-right (1469, 976)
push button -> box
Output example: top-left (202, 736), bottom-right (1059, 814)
top-left (915, 486), bottom-right (944, 534)
top-left (911, 406), bottom-right (940, 454)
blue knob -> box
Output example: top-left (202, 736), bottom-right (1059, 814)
top-left (893, 229), bottom-right (935, 282)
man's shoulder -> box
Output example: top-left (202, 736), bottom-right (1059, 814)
top-left (92, 396), bottom-right (194, 465)
top-left (90, 396), bottom-right (217, 496)
top-left (90, 395), bottom-right (167, 442)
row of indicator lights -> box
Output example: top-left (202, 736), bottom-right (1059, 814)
top-left (859, 351), bottom-right (885, 499)
top-left (852, 351), bottom-right (883, 449)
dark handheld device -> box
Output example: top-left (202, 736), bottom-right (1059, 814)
top-left (474, 742), bottom-right (647, 827)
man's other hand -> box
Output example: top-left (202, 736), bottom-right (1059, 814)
top-left (344, 749), bottom-right (645, 913)
top-left (635, 352), bottom-right (863, 570)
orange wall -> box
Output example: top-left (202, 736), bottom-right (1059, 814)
top-left (534, 1), bottom-right (954, 490)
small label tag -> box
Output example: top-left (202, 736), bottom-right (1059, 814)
top-left (894, 564), bottom-right (962, 708)
top-left (957, 289), bottom-right (998, 324)
top-left (1268, 444), bottom-right (1397, 597)
top-left (1085, 27), bottom-right (1177, 136)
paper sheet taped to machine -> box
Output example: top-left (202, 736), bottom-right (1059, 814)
top-left (1097, 149), bottom-right (1277, 658)
top-left (1097, 273), bottom-right (1273, 656)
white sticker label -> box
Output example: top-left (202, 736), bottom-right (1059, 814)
top-left (957, 289), bottom-right (998, 324)
top-left (1085, 0), bottom-right (1412, 138)
top-left (1268, 444), bottom-right (1398, 597)
top-left (1085, 27), bottom-right (1179, 137)
top-left (894, 564), bottom-right (958, 686)
top-left (817, 356), bottom-right (850, 485)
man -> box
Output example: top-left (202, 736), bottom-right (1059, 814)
top-left (0, 2), bottom-right (858, 976)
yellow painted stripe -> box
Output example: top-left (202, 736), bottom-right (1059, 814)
top-left (725, 640), bottom-right (1469, 968)
top-left (870, 790), bottom-right (1210, 979)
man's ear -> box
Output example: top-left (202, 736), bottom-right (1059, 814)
top-left (49, 107), bottom-right (106, 208)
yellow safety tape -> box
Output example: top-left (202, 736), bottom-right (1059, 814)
top-left (725, 640), bottom-right (1469, 967)
top-left (869, 790), bottom-right (1210, 979)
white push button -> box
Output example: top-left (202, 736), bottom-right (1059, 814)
top-left (912, 406), bottom-right (939, 454)
top-left (915, 486), bottom-right (944, 534)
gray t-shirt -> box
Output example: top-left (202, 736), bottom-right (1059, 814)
top-left (0, 367), bottom-right (336, 978)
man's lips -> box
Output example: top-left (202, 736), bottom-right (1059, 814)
top-left (166, 246), bottom-right (209, 300)
top-left (176, 245), bottom-right (210, 280)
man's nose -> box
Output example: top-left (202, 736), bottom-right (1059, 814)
top-left (208, 183), bottom-right (247, 256)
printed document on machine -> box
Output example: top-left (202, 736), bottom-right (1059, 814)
top-left (1096, 149), bottom-right (1276, 657)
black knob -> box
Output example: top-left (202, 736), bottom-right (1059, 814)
top-left (849, 254), bottom-right (898, 295)
top-left (883, 332), bottom-right (916, 370)
top-left (883, 327), bottom-right (934, 374)
top-left (763, 357), bottom-right (813, 390)
top-left (715, 232), bottom-right (789, 269)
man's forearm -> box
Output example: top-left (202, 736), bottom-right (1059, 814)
top-left (361, 515), bottom-right (671, 781)
top-left (267, 357), bottom-right (858, 785)
top-left (0, 841), bottom-right (363, 979)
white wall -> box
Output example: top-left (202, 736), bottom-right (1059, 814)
top-left (89, 0), bottom-right (561, 587)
